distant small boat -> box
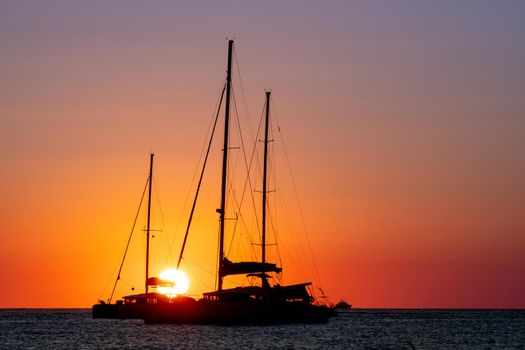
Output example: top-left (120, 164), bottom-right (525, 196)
top-left (335, 300), bottom-right (352, 310)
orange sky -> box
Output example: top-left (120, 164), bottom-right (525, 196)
top-left (1, 1), bottom-right (524, 308)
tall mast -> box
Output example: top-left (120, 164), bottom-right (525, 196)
top-left (145, 153), bottom-right (154, 295)
top-left (218, 39), bottom-right (234, 292)
top-left (261, 91), bottom-right (271, 288)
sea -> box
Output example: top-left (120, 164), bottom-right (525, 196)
top-left (0, 309), bottom-right (523, 349)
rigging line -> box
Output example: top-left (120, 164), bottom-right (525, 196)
top-left (229, 89), bottom-right (264, 243)
top-left (266, 113), bottom-right (283, 268)
top-left (150, 172), bottom-right (164, 262)
top-left (269, 124), bottom-right (311, 281)
top-left (274, 194), bottom-right (310, 280)
top-left (118, 278), bottom-right (136, 288)
top-left (108, 177), bottom-right (149, 304)
top-left (231, 110), bottom-right (263, 261)
top-left (225, 165), bottom-right (256, 260)
top-left (225, 95), bottom-right (246, 250)
top-left (240, 94), bottom-right (265, 240)
top-left (272, 172), bottom-right (284, 272)
top-left (225, 88), bottom-right (260, 260)
top-left (215, 222), bottom-right (220, 290)
top-left (183, 259), bottom-right (216, 292)
top-left (230, 49), bottom-right (265, 258)
top-left (186, 266), bottom-right (214, 291)
top-left (225, 88), bottom-right (243, 199)
top-left (267, 178), bottom-right (284, 270)
top-left (233, 45), bottom-right (256, 144)
top-left (273, 106), bottom-right (325, 291)
top-left (244, 97), bottom-right (273, 261)
top-left (260, 106), bottom-right (309, 282)
top-left (184, 257), bottom-right (216, 275)
top-left (176, 85), bottom-right (226, 270)
top-left (152, 170), bottom-right (173, 269)
top-left (168, 80), bottom-right (226, 256)
top-left (276, 177), bottom-right (314, 281)
top-left (224, 163), bottom-right (256, 261)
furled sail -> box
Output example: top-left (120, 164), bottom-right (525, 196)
top-left (146, 277), bottom-right (175, 287)
top-left (221, 258), bottom-right (282, 276)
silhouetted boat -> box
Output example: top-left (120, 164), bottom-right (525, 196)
top-left (335, 300), bottom-right (352, 309)
top-left (92, 154), bottom-right (178, 319)
top-left (142, 40), bottom-right (336, 324)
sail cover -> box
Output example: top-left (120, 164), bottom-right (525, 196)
top-left (221, 258), bottom-right (282, 276)
top-left (146, 277), bottom-right (175, 287)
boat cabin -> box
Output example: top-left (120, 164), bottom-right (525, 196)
top-left (122, 292), bottom-right (170, 305)
top-left (202, 282), bottom-right (313, 304)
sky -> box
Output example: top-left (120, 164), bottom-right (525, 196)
top-left (1, 1), bottom-right (524, 308)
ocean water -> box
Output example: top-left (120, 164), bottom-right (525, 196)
top-left (0, 309), bottom-right (523, 349)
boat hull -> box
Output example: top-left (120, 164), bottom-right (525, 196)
top-left (92, 303), bottom-right (150, 319)
top-left (143, 299), bottom-right (336, 325)
top-left (92, 292), bottom-right (174, 319)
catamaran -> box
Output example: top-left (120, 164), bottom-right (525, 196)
top-left (143, 40), bottom-right (335, 324)
top-left (93, 40), bottom-right (336, 324)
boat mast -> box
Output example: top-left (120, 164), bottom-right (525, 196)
top-left (261, 91), bottom-right (271, 289)
top-left (145, 153), bottom-right (154, 295)
top-left (218, 39), bottom-right (233, 292)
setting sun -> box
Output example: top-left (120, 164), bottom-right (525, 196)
top-left (157, 269), bottom-right (190, 297)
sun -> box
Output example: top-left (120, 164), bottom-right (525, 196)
top-left (157, 269), bottom-right (190, 296)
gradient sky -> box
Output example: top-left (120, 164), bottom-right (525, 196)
top-left (1, 1), bottom-right (524, 308)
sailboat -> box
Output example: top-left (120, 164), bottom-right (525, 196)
top-left (142, 40), bottom-right (336, 324)
top-left (92, 154), bottom-right (179, 319)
